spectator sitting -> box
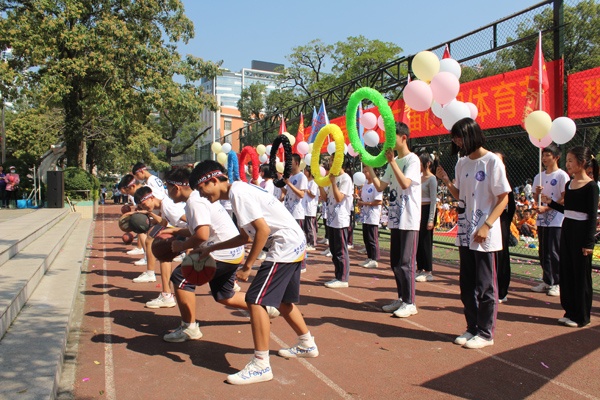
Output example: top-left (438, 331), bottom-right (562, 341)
top-left (517, 209), bottom-right (537, 238)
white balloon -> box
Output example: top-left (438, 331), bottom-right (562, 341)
top-left (259, 154), bottom-right (268, 164)
top-left (276, 156), bottom-right (280, 163)
top-left (549, 117), bottom-right (577, 145)
top-left (431, 101), bottom-right (444, 118)
top-left (439, 58), bottom-right (462, 79)
top-left (221, 142), bottom-right (232, 154)
top-left (363, 130), bottom-right (380, 147)
top-left (327, 141), bottom-right (337, 155)
top-left (344, 143), bottom-right (348, 154)
top-left (465, 102), bottom-right (478, 120)
top-left (265, 145), bottom-right (272, 155)
top-left (441, 100), bottom-right (470, 130)
top-left (377, 115), bottom-right (385, 131)
top-left (304, 153), bottom-right (312, 165)
top-left (353, 172), bottom-right (366, 186)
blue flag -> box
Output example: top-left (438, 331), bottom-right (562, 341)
top-left (308, 99), bottom-right (329, 143)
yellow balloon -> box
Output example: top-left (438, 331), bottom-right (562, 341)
top-left (256, 144), bottom-right (266, 155)
top-left (283, 132), bottom-right (296, 146)
top-left (308, 143), bottom-right (314, 153)
top-left (211, 142), bottom-right (222, 154)
top-left (412, 51), bottom-right (440, 82)
top-left (216, 152), bottom-right (227, 165)
top-left (276, 162), bottom-right (284, 173)
top-left (299, 160), bottom-right (306, 170)
top-left (525, 110), bottom-right (552, 140)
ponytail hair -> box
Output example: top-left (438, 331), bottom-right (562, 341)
top-left (568, 146), bottom-right (599, 182)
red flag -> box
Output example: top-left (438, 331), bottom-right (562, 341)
top-left (278, 115), bottom-right (286, 160)
top-left (442, 44), bottom-right (451, 59)
top-left (522, 32), bottom-right (550, 127)
top-left (401, 76), bottom-right (411, 125)
top-left (293, 113), bottom-right (304, 153)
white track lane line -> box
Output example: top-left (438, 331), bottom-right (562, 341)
top-left (102, 214), bottom-right (117, 400)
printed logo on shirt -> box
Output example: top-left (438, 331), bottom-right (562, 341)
top-left (550, 179), bottom-right (557, 186)
top-left (475, 171), bottom-right (486, 182)
top-left (367, 188), bottom-right (373, 193)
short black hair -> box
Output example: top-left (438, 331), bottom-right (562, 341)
top-left (133, 186), bottom-right (152, 204)
top-left (118, 174), bottom-right (136, 190)
top-left (450, 118), bottom-right (485, 156)
top-left (165, 168), bottom-right (191, 185)
top-left (132, 162), bottom-right (146, 174)
top-left (542, 143), bottom-right (561, 158)
top-left (190, 160), bottom-right (227, 189)
top-left (260, 164), bottom-right (273, 179)
top-left (291, 153), bottom-right (301, 165)
top-left (396, 122), bottom-right (410, 139)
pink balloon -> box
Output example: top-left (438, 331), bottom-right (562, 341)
top-left (347, 143), bottom-right (358, 157)
top-left (296, 141), bottom-right (309, 155)
top-left (430, 71), bottom-right (460, 105)
top-left (465, 102), bottom-right (478, 120)
top-left (319, 166), bottom-right (327, 177)
top-left (403, 80), bottom-right (433, 112)
top-left (377, 115), bottom-right (385, 131)
top-left (529, 134), bottom-right (553, 149)
top-left (360, 112), bottom-right (377, 130)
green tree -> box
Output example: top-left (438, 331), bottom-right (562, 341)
top-left (237, 82), bottom-right (267, 123)
top-left (282, 39), bottom-right (334, 98)
top-left (0, 0), bottom-right (218, 170)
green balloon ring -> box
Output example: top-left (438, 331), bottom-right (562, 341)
top-left (345, 87), bottom-right (397, 168)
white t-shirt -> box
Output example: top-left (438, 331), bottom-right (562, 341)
top-left (260, 179), bottom-right (275, 196)
top-left (533, 169), bottom-right (569, 228)
top-left (185, 191), bottom-right (244, 263)
top-left (326, 172), bottom-right (354, 229)
top-left (160, 196), bottom-right (187, 228)
top-left (273, 186), bottom-right (282, 201)
top-left (229, 181), bottom-right (305, 263)
top-left (303, 179), bottom-right (319, 217)
top-left (454, 151), bottom-right (511, 252)
top-left (284, 171), bottom-right (308, 219)
top-left (361, 182), bottom-right (383, 225)
top-left (146, 175), bottom-right (166, 200)
top-left (381, 153), bottom-right (421, 230)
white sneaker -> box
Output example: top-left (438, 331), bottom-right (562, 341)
top-left (324, 280), bottom-right (348, 288)
top-left (127, 248), bottom-right (144, 256)
top-left (227, 358), bottom-right (273, 385)
top-left (305, 245), bottom-right (316, 251)
top-left (163, 323), bottom-right (203, 342)
top-left (145, 293), bottom-right (176, 308)
top-left (382, 299), bottom-right (403, 313)
top-left (358, 248), bottom-right (368, 255)
top-left (347, 244), bottom-right (354, 249)
top-left (426, 273), bottom-right (434, 282)
top-left (547, 285), bottom-right (560, 297)
top-left (172, 253), bottom-right (185, 263)
top-left (265, 306), bottom-right (280, 319)
top-left (531, 282), bottom-right (550, 293)
top-left (415, 271), bottom-right (426, 282)
top-left (133, 271), bottom-right (156, 283)
top-left (233, 282), bottom-right (241, 292)
top-left (257, 251), bottom-right (267, 261)
top-left (558, 317), bottom-right (570, 324)
top-left (134, 258), bottom-right (147, 266)
top-left (359, 258), bottom-right (372, 267)
top-left (278, 341), bottom-right (319, 358)
top-left (454, 331), bottom-right (475, 345)
top-left (362, 260), bottom-right (378, 269)
top-left (463, 335), bottom-right (494, 349)
top-left (320, 248), bottom-right (330, 256)
top-left (393, 303), bottom-right (418, 318)
top-left (322, 250), bottom-right (332, 257)
top-left (498, 296), bottom-right (508, 303)
top-left (317, 238), bottom-right (328, 245)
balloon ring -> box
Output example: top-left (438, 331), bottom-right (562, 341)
top-left (227, 152), bottom-right (240, 181)
top-left (239, 146), bottom-right (260, 183)
top-left (346, 87), bottom-right (396, 167)
top-left (269, 135), bottom-right (292, 188)
top-left (310, 124), bottom-right (345, 188)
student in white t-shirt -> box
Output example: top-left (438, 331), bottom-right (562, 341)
top-left (302, 166), bottom-right (319, 250)
top-left (532, 143), bottom-right (569, 296)
top-left (436, 118), bottom-right (510, 350)
top-left (283, 154), bottom-right (308, 225)
top-left (318, 160), bottom-right (354, 288)
top-left (259, 164), bottom-right (275, 196)
top-left (367, 122), bottom-right (421, 318)
top-left (133, 186), bottom-right (187, 308)
top-left (356, 166), bottom-right (382, 269)
top-left (191, 160), bottom-right (317, 386)
top-left (132, 162), bottom-right (167, 200)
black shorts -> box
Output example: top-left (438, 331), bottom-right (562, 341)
top-left (245, 261), bottom-right (301, 307)
top-left (170, 260), bottom-right (239, 301)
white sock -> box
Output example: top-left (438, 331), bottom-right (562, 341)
top-left (185, 321), bottom-right (197, 329)
top-left (254, 350), bottom-right (270, 366)
top-left (299, 332), bottom-right (314, 346)
top-left (162, 292), bottom-right (172, 298)
top-left (146, 270), bottom-right (154, 276)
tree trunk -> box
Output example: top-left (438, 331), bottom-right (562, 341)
top-left (63, 82), bottom-right (84, 168)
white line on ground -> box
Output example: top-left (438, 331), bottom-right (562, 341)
top-left (102, 215), bottom-right (117, 400)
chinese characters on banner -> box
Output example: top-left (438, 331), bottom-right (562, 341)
top-left (568, 66), bottom-right (600, 119)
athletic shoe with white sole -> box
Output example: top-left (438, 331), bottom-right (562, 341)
top-left (317, 238), bottom-right (328, 245)
top-left (382, 299), bottom-right (403, 313)
top-left (146, 293), bottom-right (176, 309)
top-left (324, 279), bottom-right (348, 288)
top-left (362, 260), bottom-right (378, 269)
top-left (127, 248), bottom-right (144, 256)
top-left (463, 335), bottom-right (494, 349)
top-left (266, 306), bottom-right (280, 319)
top-left (134, 258), bottom-right (147, 266)
top-left (547, 285), bottom-right (560, 297)
top-left (227, 358), bottom-right (273, 385)
top-left (133, 271), bottom-right (156, 283)
top-left (393, 303), bottom-right (418, 318)
top-left (454, 331), bottom-right (475, 345)
top-left (163, 323), bottom-right (203, 342)
top-left (359, 258), bottom-right (372, 267)
top-left (531, 282), bottom-right (550, 293)
top-left (305, 245), bottom-right (316, 251)
top-left (278, 342), bottom-right (319, 358)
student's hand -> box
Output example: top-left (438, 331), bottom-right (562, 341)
top-left (535, 185), bottom-right (544, 195)
top-left (472, 225), bottom-right (489, 244)
top-left (384, 149), bottom-right (395, 163)
top-left (328, 174), bottom-right (336, 185)
top-left (541, 194), bottom-right (552, 204)
top-left (436, 166), bottom-right (449, 183)
top-left (236, 266), bottom-right (252, 282)
top-left (427, 222), bottom-right (434, 230)
top-left (583, 248), bottom-right (593, 256)
top-left (538, 205), bottom-right (548, 214)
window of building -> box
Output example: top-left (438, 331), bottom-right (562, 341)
top-left (224, 120), bottom-right (232, 131)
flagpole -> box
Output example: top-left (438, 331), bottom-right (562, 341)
top-left (537, 31), bottom-right (543, 207)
